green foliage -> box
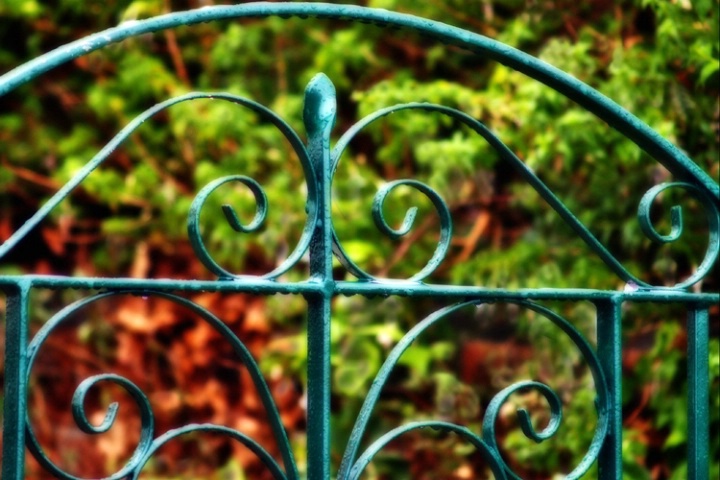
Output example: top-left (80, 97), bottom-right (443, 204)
top-left (0, 0), bottom-right (717, 478)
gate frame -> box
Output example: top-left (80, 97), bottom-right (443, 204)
top-left (1, 3), bottom-right (718, 479)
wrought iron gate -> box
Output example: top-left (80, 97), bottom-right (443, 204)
top-left (1, 3), bottom-right (718, 479)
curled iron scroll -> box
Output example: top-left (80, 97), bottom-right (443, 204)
top-left (0, 92), bottom-right (317, 280)
top-left (187, 175), bottom-right (270, 280)
top-left (636, 181), bottom-right (719, 289)
top-left (23, 291), bottom-right (299, 480)
top-left (332, 102), bottom-right (719, 288)
top-left (331, 105), bottom-right (459, 282)
top-left (329, 174), bottom-right (453, 282)
top-left (338, 300), bottom-right (608, 479)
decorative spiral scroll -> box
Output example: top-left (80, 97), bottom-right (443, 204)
top-left (338, 300), bottom-right (608, 480)
top-left (26, 370), bottom-right (156, 480)
top-left (480, 303), bottom-right (608, 479)
top-left (188, 175), bottom-right (269, 279)
top-left (24, 291), bottom-right (299, 480)
top-left (71, 374), bottom-right (154, 437)
top-left (0, 92), bottom-right (317, 281)
top-left (331, 102), bottom-right (719, 288)
top-left (330, 177), bottom-right (452, 282)
top-left (637, 182), bottom-right (719, 289)
top-left (483, 381), bottom-right (563, 445)
top-left (372, 180), bottom-right (452, 280)
top-left (330, 105), bottom-right (462, 282)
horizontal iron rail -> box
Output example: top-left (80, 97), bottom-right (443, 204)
top-left (0, 275), bottom-right (717, 304)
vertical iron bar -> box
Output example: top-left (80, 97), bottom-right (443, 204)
top-left (2, 280), bottom-right (30, 479)
top-left (596, 297), bottom-right (622, 480)
top-left (687, 305), bottom-right (709, 480)
top-left (303, 73), bottom-right (336, 480)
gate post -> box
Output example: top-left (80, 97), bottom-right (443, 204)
top-left (303, 73), bottom-right (337, 480)
top-left (687, 305), bottom-right (709, 480)
top-left (1, 280), bottom-right (30, 480)
top-left (596, 297), bottom-right (623, 479)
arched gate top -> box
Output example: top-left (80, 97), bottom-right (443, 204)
top-left (0, 2), bottom-right (717, 200)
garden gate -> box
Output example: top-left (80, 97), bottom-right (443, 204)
top-left (1, 3), bottom-right (718, 479)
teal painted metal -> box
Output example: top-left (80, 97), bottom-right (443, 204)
top-left (0, 3), bottom-right (717, 479)
top-left (687, 306), bottom-right (710, 480)
top-left (596, 299), bottom-right (623, 480)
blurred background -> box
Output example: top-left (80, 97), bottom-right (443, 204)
top-left (0, 0), bottom-right (718, 478)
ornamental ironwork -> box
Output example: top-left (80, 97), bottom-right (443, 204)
top-left (1, 3), bottom-right (718, 480)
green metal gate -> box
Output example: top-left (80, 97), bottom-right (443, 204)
top-left (1, 3), bottom-right (718, 479)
